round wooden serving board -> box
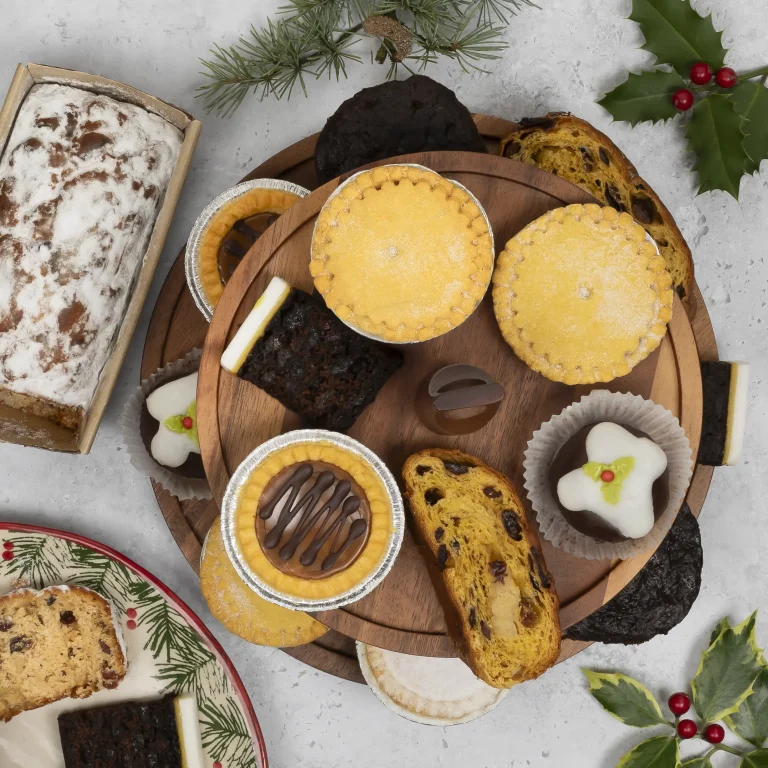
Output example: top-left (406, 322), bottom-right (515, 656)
top-left (142, 115), bottom-right (716, 685)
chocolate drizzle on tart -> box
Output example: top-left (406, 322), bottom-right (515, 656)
top-left (217, 212), bottom-right (279, 283)
top-left (256, 461), bottom-right (371, 579)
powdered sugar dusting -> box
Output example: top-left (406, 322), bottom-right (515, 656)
top-left (0, 83), bottom-right (182, 409)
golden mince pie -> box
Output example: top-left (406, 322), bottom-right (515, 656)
top-left (492, 204), bottom-right (674, 385)
top-left (234, 439), bottom-right (396, 605)
top-left (194, 182), bottom-right (304, 313)
top-left (310, 164), bottom-right (494, 343)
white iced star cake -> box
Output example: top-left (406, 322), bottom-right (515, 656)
top-left (556, 422), bottom-right (668, 539)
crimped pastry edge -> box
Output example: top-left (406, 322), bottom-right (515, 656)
top-left (310, 164), bottom-right (495, 343)
top-left (492, 203), bottom-right (674, 385)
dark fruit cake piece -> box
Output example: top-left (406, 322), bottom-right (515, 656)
top-left (221, 276), bottom-right (403, 432)
top-left (314, 75), bottom-right (487, 184)
top-left (58, 693), bottom-right (205, 768)
top-left (698, 362), bottom-right (749, 466)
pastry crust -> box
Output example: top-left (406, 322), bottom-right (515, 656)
top-left (234, 441), bottom-right (393, 600)
top-left (499, 113), bottom-right (694, 305)
top-left (492, 204), bottom-right (674, 385)
top-left (198, 188), bottom-right (301, 308)
top-left (310, 165), bottom-right (494, 342)
top-left (201, 518), bottom-right (327, 647)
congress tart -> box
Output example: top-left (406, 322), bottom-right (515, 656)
top-left (310, 164), bottom-right (494, 343)
top-left (492, 204), bottom-right (674, 384)
top-left (224, 431), bottom-right (403, 610)
top-left (221, 276), bottom-right (403, 432)
top-left (187, 180), bottom-right (307, 318)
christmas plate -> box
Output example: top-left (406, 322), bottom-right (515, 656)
top-left (0, 522), bottom-right (267, 768)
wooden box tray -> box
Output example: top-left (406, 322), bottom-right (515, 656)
top-left (142, 115), bottom-right (716, 684)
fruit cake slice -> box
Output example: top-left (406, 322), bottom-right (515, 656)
top-left (0, 585), bottom-right (127, 722)
top-left (403, 449), bottom-right (560, 688)
top-left (499, 113), bottom-right (694, 305)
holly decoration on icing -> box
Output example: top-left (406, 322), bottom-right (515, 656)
top-left (164, 402), bottom-right (199, 447)
top-left (598, 0), bottom-right (768, 199)
top-left (582, 456), bottom-right (635, 506)
top-left (584, 613), bottom-right (768, 767)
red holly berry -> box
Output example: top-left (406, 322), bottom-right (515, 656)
top-left (600, 470), bottom-right (615, 482)
top-left (677, 719), bottom-right (697, 739)
top-left (715, 67), bottom-right (738, 88)
top-left (690, 62), bottom-right (713, 85)
top-left (668, 692), bottom-right (691, 715)
top-left (126, 619), bottom-right (137, 630)
top-left (126, 607), bottom-right (137, 619)
top-left (673, 89), bottom-right (694, 111)
top-left (1, 551), bottom-right (13, 561)
top-left (2, 540), bottom-right (13, 550)
top-left (182, 416), bottom-right (194, 430)
top-left (704, 723), bottom-right (725, 744)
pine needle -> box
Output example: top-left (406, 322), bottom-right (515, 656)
top-left (198, 0), bottom-right (540, 115)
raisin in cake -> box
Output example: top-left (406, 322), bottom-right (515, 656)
top-left (499, 113), bottom-right (694, 304)
top-left (58, 694), bottom-right (205, 768)
top-left (403, 449), bottom-right (560, 689)
top-left (0, 83), bottom-right (182, 437)
top-left (0, 585), bottom-right (126, 721)
top-left (220, 276), bottom-right (403, 431)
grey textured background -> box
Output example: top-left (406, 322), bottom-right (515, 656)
top-left (1, 1), bottom-right (766, 765)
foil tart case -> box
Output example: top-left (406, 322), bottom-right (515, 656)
top-left (220, 429), bottom-right (405, 611)
top-left (310, 164), bottom-right (495, 344)
top-left (186, 179), bottom-right (310, 321)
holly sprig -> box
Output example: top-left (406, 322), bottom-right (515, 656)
top-left (598, 0), bottom-right (768, 200)
top-left (584, 612), bottom-right (768, 767)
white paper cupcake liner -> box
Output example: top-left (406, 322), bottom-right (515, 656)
top-left (522, 390), bottom-right (693, 561)
top-left (120, 348), bottom-right (212, 501)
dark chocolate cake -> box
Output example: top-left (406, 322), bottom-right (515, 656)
top-left (698, 361), bottom-right (749, 466)
top-left (314, 75), bottom-right (487, 184)
top-left (565, 504), bottom-right (702, 644)
top-left (58, 695), bottom-right (183, 768)
top-left (239, 289), bottom-right (403, 431)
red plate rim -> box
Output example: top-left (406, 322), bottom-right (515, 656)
top-left (0, 520), bottom-right (269, 768)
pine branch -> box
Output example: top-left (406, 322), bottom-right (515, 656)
top-left (198, 0), bottom-right (539, 114)
top-left (155, 648), bottom-right (226, 698)
top-left (4, 535), bottom-right (67, 588)
top-left (67, 544), bottom-right (136, 611)
top-left (128, 581), bottom-right (205, 663)
top-left (199, 698), bottom-right (256, 768)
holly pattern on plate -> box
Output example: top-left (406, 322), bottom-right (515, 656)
top-left (0, 530), bottom-right (259, 768)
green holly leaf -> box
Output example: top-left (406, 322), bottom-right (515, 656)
top-left (681, 758), bottom-right (713, 768)
top-left (742, 751), bottom-right (768, 768)
top-left (687, 94), bottom-right (750, 199)
top-left (726, 669), bottom-right (768, 748)
top-left (616, 736), bottom-right (678, 768)
top-left (710, 617), bottom-right (731, 647)
top-left (599, 70), bottom-right (686, 125)
top-left (732, 80), bottom-right (768, 174)
top-left (583, 670), bottom-right (667, 727)
top-left (693, 612), bottom-right (764, 723)
top-left (629, 0), bottom-right (726, 77)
